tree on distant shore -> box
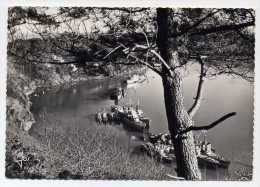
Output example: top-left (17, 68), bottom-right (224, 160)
top-left (7, 7), bottom-right (255, 180)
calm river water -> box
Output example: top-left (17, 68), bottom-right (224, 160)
top-left (30, 64), bottom-right (254, 180)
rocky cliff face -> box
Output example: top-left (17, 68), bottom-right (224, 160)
top-left (6, 56), bottom-right (90, 178)
top-left (7, 61), bottom-right (36, 131)
top-left (6, 56), bottom-right (90, 131)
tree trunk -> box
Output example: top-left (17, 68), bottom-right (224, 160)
top-left (157, 8), bottom-right (201, 180)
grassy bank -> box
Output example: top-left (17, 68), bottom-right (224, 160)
top-left (6, 112), bottom-right (176, 180)
top-left (29, 119), bottom-right (176, 180)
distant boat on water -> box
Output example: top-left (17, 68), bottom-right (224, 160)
top-left (139, 133), bottom-right (231, 168)
top-left (95, 104), bottom-right (150, 132)
top-left (112, 105), bottom-right (150, 132)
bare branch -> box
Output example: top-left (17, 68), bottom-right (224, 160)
top-left (150, 49), bottom-right (172, 72)
top-left (141, 30), bottom-right (150, 47)
top-left (190, 21), bottom-right (255, 36)
top-left (166, 174), bottom-right (185, 180)
top-left (127, 53), bottom-right (162, 75)
top-left (211, 69), bottom-right (254, 82)
top-left (176, 112), bottom-right (236, 138)
top-left (44, 61), bottom-right (79, 65)
top-left (188, 56), bottom-right (206, 117)
top-left (103, 45), bottom-right (123, 59)
top-left (117, 42), bottom-right (162, 75)
top-left (102, 8), bottom-right (148, 13)
top-left (124, 43), bottom-right (174, 77)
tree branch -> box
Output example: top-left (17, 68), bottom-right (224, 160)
top-left (125, 44), bottom-right (177, 78)
top-left (103, 45), bottom-right (123, 59)
top-left (45, 61), bottom-right (79, 65)
top-left (128, 44), bottom-right (174, 77)
top-left (141, 30), bottom-right (150, 47)
top-left (127, 53), bottom-right (162, 75)
top-left (176, 112), bottom-right (236, 138)
top-left (190, 21), bottom-right (255, 36)
top-left (102, 8), bottom-right (148, 13)
top-left (188, 56), bottom-right (206, 117)
top-left (116, 42), bottom-right (163, 75)
top-left (150, 49), bottom-right (172, 74)
top-left (166, 174), bottom-right (185, 180)
top-left (245, 9), bottom-right (255, 23)
top-left (175, 10), bottom-right (220, 37)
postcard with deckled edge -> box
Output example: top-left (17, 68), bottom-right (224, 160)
top-left (0, 0), bottom-right (259, 187)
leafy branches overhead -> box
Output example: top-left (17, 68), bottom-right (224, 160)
top-left (8, 7), bottom-right (57, 28)
top-left (8, 7), bottom-right (255, 82)
top-left (172, 8), bottom-right (255, 36)
top-left (169, 9), bottom-right (255, 62)
top-left (59, 7), bottom-right (90, 19)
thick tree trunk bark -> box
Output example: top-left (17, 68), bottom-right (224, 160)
top-left (162, 75), bottom-right (201, 180)
top-left (157, 8), bottom-right (201, 180)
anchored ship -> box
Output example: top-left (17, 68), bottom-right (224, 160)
top-left (111, 105), bottom-right (150, 132)
top-left (140, 133), bottom-right (230, 168)
top-left (95, 104), bottom-right (150, 132)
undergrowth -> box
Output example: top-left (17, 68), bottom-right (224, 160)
top-left (30, 120), bottom-right (176, 180)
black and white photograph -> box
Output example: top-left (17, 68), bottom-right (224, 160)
top-left (2, 1), bottom-right (258, 184)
